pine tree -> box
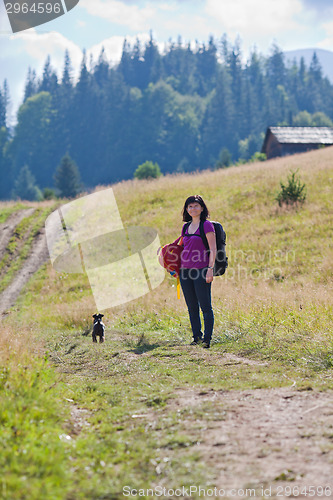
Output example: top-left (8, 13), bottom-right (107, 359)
top-left (76, 51), bottom-right (90, 94)
top-left (54, 154), bottom-right (82, 198)
top-left (0, 80), bottom-right (10, 128)
top-left (24, 67), bottom-right (38, 101)
top-left (93, 47), bottom-right (110, 88)
top-left (201, 67), bottom-right (235, 163)
top-left (0, 88), bottom-right (6, 129)
top-left (0, 126), bottom-right (9, 199)
top-left (215, 147), bottom-right (231, 168)
top-left (286, 58), bottom-right (301, 120)
top-left (296, 56), bottom-right (308, 111)
top-left (132, 37), bottom-right (145, 88)
top-left (142, 32), bottom-right (162, 87)
top-left (219, 33), bottom-right (230, 66)
top-left (12, 165), bottom-right (42, 201)
top-left (61, 50), bottom-right (73, 91)
top-left (163, 39), bottom-right (197, 94)
top-left (195, 36), bottom-right (218, 95)
top-left (39, 56), bottom-right (58, 94)
top-left (55, 50), bottom-right (74, 153)
top-left (228, 38), bottom-right (245, 137)
top-left (309, 52), bottom-right (322, 83)
top-left (100, 70), bottom-right (129, 183)
top-left (70, 51), bottom-right (99, 184)
top-left (245, 50), bottom-right (268, 135)
top-left (306, 51), bottom-right (325, 112)
top-left (119, 39), bottom-right (134, 86)
top-left (266, 43), bottom-right (286, 88)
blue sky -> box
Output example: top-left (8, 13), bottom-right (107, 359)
top-left (2, 0), bottom-right (333, 121)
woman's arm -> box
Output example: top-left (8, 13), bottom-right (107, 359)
top-left (206, 231), bottom-right (216, 283)
top-left (177, 224), bottom-right (186, 245)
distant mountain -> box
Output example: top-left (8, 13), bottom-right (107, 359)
top-left (284, 48), bottom-right (333, 83)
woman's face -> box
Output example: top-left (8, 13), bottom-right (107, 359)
top-left (186, 202), bottom-right (203, 217)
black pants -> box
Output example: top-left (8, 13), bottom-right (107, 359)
top-left (179, 267), bottom-right (214, 342)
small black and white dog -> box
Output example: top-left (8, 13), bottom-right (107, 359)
top-left (92, 313), bottom-right (105, 343)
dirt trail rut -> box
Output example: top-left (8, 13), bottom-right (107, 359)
top-left (0, 209), bottom-right (49, 316)
top-left (169, 387), bottom-right (333, 496)
top-left (0, 208), bottom-right (35, 257)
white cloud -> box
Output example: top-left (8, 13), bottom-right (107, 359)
top-left (12, 29), bottom-right (83, 74)
top-left (80, 0), bottom-right (155, 31)
top-left (317, 21), bottom-right (333, 50)
top-left (79, 0), bottom-right (309, 57)
top-left (160, 13), bottom-right (213, 43)
top-left (158, 3), bottom-right (179, 12)
top-left (205, 0), bottom-right (303, 38)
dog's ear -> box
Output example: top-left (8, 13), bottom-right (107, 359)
top-left (93, 314), bottom-right (97, 318)
top-left (101, 314), bottom-right (104, 318)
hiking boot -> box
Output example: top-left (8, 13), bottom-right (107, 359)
top-left (202, 341), bottom-right (210, 348)
top-left (190, 338), bottom-right (203, 346)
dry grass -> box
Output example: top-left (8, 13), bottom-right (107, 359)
top-left (1, 146), bottom-right (332, 348)
top-left (0, 199), bottom-right (58, 210)
top-left (0, 322), bottom-right (38, 366)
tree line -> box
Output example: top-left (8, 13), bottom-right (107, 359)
top-left (1, 34), bottom-right (333, 200)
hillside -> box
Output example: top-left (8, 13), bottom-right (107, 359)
top-left (0, 148), bottom-right (332, 499)
top-left (285, 47), bottom-right (333, 82)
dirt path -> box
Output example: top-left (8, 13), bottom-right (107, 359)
top-left (168, 387), bottom-right (333, 497)
top-left (0, 209), bottom-right (49, 317)
top-left (119, 348), bottom-right (333, 497)
top-left (0, 208), bottom-right (35, 258)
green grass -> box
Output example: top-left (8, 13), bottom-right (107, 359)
top-left (0, 203), bottom-right (28, 224)
top-left (0, 355), bottom-right (72, 500)
top-left (0, 148), bottom-right (333, 498)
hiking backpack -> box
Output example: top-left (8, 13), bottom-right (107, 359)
top-left (182, 220), bottom-right (228, 276)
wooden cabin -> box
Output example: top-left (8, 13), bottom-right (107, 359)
top-left (261, 127), bottom-right (333, 159)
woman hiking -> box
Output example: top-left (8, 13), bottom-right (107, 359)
top-left (179, 195), bottom-right (216, 348)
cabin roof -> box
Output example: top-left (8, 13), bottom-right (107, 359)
top-left (268, 126), bottom-right (333, 144)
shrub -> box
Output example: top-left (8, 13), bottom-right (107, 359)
top-left (275, 169), bottom-right (307, 207)
top-left (43, 187), bottom-right (56, 200)
top-left (134, 161), bottom-right (162, 180)
top-left (250, 152), bottom-right (266, 162)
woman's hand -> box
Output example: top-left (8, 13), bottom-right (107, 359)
top-left (206, 231), bottom-right (216, 284)
top-left (206, 267), bottom-right (214, 283)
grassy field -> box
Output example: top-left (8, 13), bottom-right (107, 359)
top-left (0, 147), bottom-right (332, 499)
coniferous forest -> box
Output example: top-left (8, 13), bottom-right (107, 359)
top-left (1, 35), bottom-right (333, 199)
